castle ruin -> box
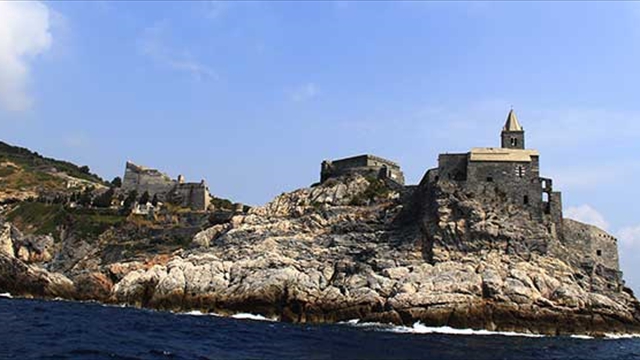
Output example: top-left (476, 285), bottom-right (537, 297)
top-left (321, 154), bottom-right (405, 185)
top-left (121, 161), bottom-right (211, 211)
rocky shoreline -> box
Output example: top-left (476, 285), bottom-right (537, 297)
top-left (1, 175), bottom-right (639, 336)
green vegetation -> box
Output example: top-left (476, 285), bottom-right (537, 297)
top-left (6, 202), bottom-right (125, 241)
top-left (0, 165), bottom-right (17, 178)
top-left (93, 188), bottom-right (115, 208)
top-left (211, 196), bottom-right (233, 210)
top-left (349, 177), bottom-right (392, 206)
top-left (111, 176), bottom-right (122, 188)
top-left (139, 191), bottom-right (150, 205)
top-left (0, 141), bottom-right (104, 184)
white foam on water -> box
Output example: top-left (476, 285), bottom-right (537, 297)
top-left (181, 310), bottom-right (207, 316)
top-left (570, 335), bottom-right (593, 340)
top-left (604, 333), bottom-right (640, 340)
top-left (0, 293), bottom-right (12, 298)
top-left (345, 320), bottom-right (545, 338)
top-left (231, 313), bottom-right (276, 322)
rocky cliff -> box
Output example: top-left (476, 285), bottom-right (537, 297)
top-left (0, 174), bottom-right (638, 336)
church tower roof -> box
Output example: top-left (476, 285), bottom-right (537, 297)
top-left (503, 109), bottom-right (523, 132)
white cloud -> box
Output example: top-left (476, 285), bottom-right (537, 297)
top-left (564, 204), bottom-right (609, 230)
top-left (139, 23), bottom-right (217, 81)
top-left (618, 225), bottom-right (640, 250)
top-left (290, 83), bottom-right (319, 102)
top-left (0, 1), bottom-right (52, 112)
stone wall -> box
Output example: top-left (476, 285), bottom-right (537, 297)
top-left (437, 154), bottom-right (468, 181)
top-left (321, 155), bottom-right (405, 185)
top-left (562, 219), bottom-right (620, 282)
top-left (122, 162), bottom-right (176, 200)
top-left (121, 162), bottom-right (211, 211)
top-left (169, 182), bottom-right (210, 211)
top-left (465, 161), bottom-right (543, 220)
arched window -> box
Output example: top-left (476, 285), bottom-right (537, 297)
top-left (511, 137), bottom-right (518, 147)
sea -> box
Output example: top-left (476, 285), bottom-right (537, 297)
top-left (1, 294), bottom-right (640, 360)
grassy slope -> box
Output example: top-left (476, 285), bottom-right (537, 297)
top-left (0, 141), bottom-right (104, 184)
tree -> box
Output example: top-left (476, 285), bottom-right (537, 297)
top-left (79, 165), bottom-right (91, 174)
top-left (151, 194), bottom-right (159, 207)
top-left (121, 190), bottom-right (138, 215)
top-left (111, 176), bottom-right (122, 188)
top-left (139, 191), bottom-right (150, 205)
top-left (94, 188), bottom-right (114, 208)
top-left (78, 187), bottom-right (93, 207)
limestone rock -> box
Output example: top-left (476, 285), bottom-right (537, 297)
top-left (0, 174), bottom-right (638, 336)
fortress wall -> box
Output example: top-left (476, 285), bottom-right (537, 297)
top-left (549, 191), bottom-right (563, 236)
top-left (563, 219), bottom-right (620, 276)
top-left (171, 183), bottom-right (210, 211)
top-left (122, 164), bottom-right (176, 198)
top-left (438, 154), bottom-right (468, 181)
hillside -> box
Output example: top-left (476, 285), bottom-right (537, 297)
top-left (0, 141), bottom-right (106, 202)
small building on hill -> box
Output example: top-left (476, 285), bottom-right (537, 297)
top-left (321, 154), bottom-right (405, 185)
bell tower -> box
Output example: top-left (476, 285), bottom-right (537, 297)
top-left (501, 109), bottom-right (525, 149)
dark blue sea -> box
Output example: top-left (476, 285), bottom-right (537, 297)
top-left (1, 296), bottom-right (640, 360)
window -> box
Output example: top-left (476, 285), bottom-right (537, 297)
top-left (524, 195), bottom-right (529, 205)
top-left (516, 166), bottom-right (526, 178)
top-left (510, 137), bottom-right (518, 147)
top-left (486, 176), bottom-right (493, 182)
top-left (597, 250), bottom-right (602, 257)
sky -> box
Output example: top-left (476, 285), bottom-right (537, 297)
top-left (2, 1), bottom-right (640, 290)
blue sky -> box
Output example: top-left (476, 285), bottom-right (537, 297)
top-left (2, 1), bottom-right (640, 289)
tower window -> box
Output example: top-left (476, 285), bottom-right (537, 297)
top-left (516, 166), bottom-right (525, 178)
top-left (486, 176), bottom-right (493, 182)
top-left (510, 137), bottom-right (518, 147)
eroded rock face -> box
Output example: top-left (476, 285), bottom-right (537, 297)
top-left (0, 174), bottom-right (638, 335)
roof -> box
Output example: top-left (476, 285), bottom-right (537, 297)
top-left (329, 154), bottom-right (400, 168)
top-left (503, 109), bottom-right (523, 132)
top-left (469, 148), bottom-right (539, 162)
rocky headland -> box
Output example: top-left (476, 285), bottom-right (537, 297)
top-left (1, 173), bottom-right (639, 336)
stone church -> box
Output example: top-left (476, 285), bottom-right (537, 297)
top-left (427, 110), bottom-right (563, 232)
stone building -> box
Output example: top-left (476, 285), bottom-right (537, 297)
top-left (427, 110), bottom-right (563, 234)
top-left (321, 155), bottom-right (405, 185)
top-left (121, 161), bottom-right (211, 211)
top-left (422, 110), bottom-right (620, 273)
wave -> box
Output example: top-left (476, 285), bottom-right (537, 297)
top-left (344, 320), bottom-right (544, 338)
top-left (177, 310), bottom-right (275, 322)
top-left (604, 333), bottom-right (640, 340)
top-left (231, 313), bottom-right (276, 322)
top-left (0, 293), bottom-right (12, 298)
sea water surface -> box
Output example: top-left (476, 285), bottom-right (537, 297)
top-left (1, 295), bottom-right (639, 359)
